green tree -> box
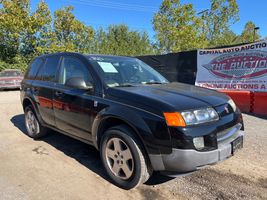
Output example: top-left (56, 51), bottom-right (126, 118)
top-left (153, 0), bottom-right (207, 53)
top-left (238, 21), bottom-right (260, 43)
top-left (93, 25), bottom-right (154, 56)
top-left (205, 0), bottom-right (239, 46)
top-left (212, 28), bottom-right (238, 47)
top-left (93, 28), bottom-right (108, 54)
top-left (51, 6), bottom-right (94, 53)
top-left (0, 0), bottom-right (52, 63)
top-left (0, 0), bottom-right (31, 62)
top-left (22, 1), bottom-right (52, 56)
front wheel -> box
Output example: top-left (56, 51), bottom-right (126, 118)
top-left (100, 125), bottom-right (152, 189)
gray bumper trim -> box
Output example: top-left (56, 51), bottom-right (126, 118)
top-left (149, 131), bottom-right (244, 172)
top-left (0, 85), bottom-right (20, 89)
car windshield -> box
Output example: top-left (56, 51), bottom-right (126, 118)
top-left (88, 56), bottom-right (168, 87)
top-left (0, 71), bottom-right (22, 77)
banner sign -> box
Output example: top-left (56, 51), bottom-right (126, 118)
top-left (196, 41), bottom-right (267, 92)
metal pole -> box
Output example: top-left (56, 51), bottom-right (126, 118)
top-left (253, 27), bottom-right (260, 42)
top-left (197, 9), bottom-right (209, 48)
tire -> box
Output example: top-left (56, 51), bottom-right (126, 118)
top-left (100, 125), bottom-right (152, 189)
top-left (24, 105), bottom-right (48, 139)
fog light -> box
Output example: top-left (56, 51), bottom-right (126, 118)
top-left (193, 137), bottom-right (205, 150)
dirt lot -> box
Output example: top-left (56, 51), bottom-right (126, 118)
top-left (0, 90), bottom-right (266, 200)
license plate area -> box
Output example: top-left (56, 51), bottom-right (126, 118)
top-left (231, 136), bottom-right (243, 154)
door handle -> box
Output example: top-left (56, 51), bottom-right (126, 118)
top-left (55, 91), bottom-right (63, 96)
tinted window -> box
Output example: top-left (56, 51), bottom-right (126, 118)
top-left (43, 56), bottom-right (60, 81)
top-left (35, 64), bottom-right (45, 80)
top-left (26, 58), bottom-right (43, 79)
top-left (36, 56), bottom-right (60, 82)
top-left (59, 57), bottom-right (93, 86)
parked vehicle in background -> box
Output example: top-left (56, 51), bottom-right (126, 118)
top-left (0, 69), bottom-right (23, 90)
top-left (20, 53), bottom-right (244, 189)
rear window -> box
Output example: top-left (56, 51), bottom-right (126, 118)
top-left (36, 56), bottom-right (60, 82)
top-left (25, 58), bottom-right (43, 79)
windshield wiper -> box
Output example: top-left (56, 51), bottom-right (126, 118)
top-left (115, 83), bottom-right (136, 87)
top-left (142, 81), bottom-right (166, 85)
top-left (115, 82), bottom-right (167, 87)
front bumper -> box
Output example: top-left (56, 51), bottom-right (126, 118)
top-left (0, 84), bottom-right (20, 89)
top-left (149, 125), bottom-right (244, 172)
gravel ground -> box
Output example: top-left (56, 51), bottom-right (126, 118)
top-left (0, 90), bottom-right (266, 200)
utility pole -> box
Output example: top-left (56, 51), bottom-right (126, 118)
top-left (197, 9), bottom-right (209, 48)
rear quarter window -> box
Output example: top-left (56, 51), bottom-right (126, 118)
top-left (25, 58), bottom-right (43, 79)
top-left (36, 56), bottom-right (60, 82)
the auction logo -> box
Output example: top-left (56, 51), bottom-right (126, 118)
top-left (203, 51), bottom-right (267, 79)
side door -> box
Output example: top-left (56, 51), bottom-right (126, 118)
top-left (53, 56), bottom-right (97, 141)
top-left (32, 56), bottom-right (60, 127)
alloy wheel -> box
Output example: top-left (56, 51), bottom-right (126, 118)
top-left (105, 137), bottom-right (134, 180)
top-left (25, 110), bottom-right (40, 136)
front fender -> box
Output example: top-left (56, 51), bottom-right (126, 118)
top-left (91, 105), bottom-right (172, 155)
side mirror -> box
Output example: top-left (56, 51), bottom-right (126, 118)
top-left (65, 77), bottom-right (93, 90)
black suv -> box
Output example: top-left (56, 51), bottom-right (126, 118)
top-left (20, 53), bottom-right (244, 189)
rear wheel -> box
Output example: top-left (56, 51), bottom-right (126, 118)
top-left (100, 125), bottom-right (152, 189)
top-left (24, 105), bottom-right (48, 139)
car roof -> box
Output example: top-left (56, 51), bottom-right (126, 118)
top-left (35, 52), bottom-right (82, 59)
top-left (35, 52), bottom-right (132, 60)
top-left (86, 54), bottom-right (132, 59)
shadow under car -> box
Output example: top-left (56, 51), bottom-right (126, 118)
top-left (10, 114), bottom-right (174, 186)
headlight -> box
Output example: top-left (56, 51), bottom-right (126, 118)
top-left (181, 107), bottom-right (219, 125)
top-left (228, 99), bottom-right (236, 112)
top-left (164, 107), bottom-right (219, 127)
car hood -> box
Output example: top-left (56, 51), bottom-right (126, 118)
top-left (107, 82), bottom-right (229, 114)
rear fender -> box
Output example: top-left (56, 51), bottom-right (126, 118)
top-left (22, 94), bottom-right (45, 125)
